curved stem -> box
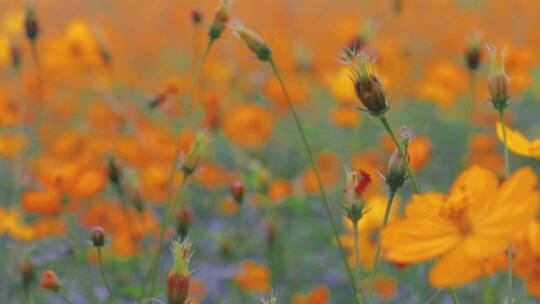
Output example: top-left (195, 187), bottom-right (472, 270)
top-left (499, 109), bottom-right (512, 303)
top-left (450, 288), bottom-right (460, 304)
top-left (183, 39), bottom-right (214, 117)
top-left (379, 116), bottom-right (420, 193)
top-left (368, 190), bottom-right (396, 303)
top-left (269, 58), bottom-right (361, 304)
top-left (97, 247), bottom-right (113, 296)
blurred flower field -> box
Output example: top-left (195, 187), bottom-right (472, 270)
top-left (2, 0), bottom-right (540, 303)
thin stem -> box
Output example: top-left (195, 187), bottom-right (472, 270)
top-left (368, 190), bottom-right (396, 303)
top-left (269, 58), bottom-right (361, 304)
top-left (482, 277), bottom-right (494, 304)
top-left (499, 109), bottom-right (512, 303)
top-left (143, 176), bottom-right (189, 299)
top-left (139, 37), bottom-right (215, 302)
top-left (450, 288), bottom-right (460, 304)
top-left (379, 116), bottom-right (420, 193)
top-left (183, 39), bottom-right (214, 117)
top-left (97, 247), bottom-right (113, 296)
top-left (353, 221), bottom-right (360, 271)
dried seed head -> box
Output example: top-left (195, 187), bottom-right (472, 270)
top-left (91, 226), bottom-right (105, 247)
top-left (208, 0), bottom-right (232, 41)
top-left (39, 270), bottom-right (61, 292)
top-left (234, 21), bottom-right (272, 61)
top-left (344, 52), bottom-right (389, 116)
top-left (24, 8), bottom-right (39, 42)
top-left (487, 45), bottom-right (510, 111)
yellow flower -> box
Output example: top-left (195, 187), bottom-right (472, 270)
top-left (496, 122), bottom-right (540, 159)
top-left (381, 166), bottom-right (539, 287)
top-left (340, 195), bottom-right (400, 269)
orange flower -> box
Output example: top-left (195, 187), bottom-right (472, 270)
top-left (291, 285), bottom-right (329, 304)
top-left (223, 103), bottom-right (273, 147)
top-left (140, 164), bottom-right (184, 202)
top-left (0, 134), bottom-right (26, 158)
top-left (40, 270), bottom-right (61, 291)
top-left (330, 105), bottom-right (361, 128)
top-left (69, 168), bottom-right (106, 199)
top-left (233, 261), bottom-right (271, 293)
top-left (22, 189), bottom-right (63, 216)
top-left (362, 276), bottom-right (397, 300)
top-left (303, 152), bottom-right (341, 194)
top-left (269, 179), bottom-right (293, 203)
top-left (381, 166), bottom-right (539, 287)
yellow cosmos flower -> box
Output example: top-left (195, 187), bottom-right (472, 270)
top-left (496, 122), bottom-right (540, 159)
top-left (341, 195), bottom-right (400, 269)
top-left (381, 166), bottom-right (539, 287)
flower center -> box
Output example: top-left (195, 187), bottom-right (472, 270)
top-left (440, 204), bottom-right (472, 235)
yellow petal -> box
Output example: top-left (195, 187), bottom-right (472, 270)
top-left (429, 243), bottom-right (485, 288)
top-left (496, 122), bottom-right (536, 158)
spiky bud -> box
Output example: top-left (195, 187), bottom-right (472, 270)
top-left (346, 53), bottom-right (389, 116)
top-left (91, 226), bottom-right (105, 247)
top-left (39, 271), bottom-right (61, 292)
top-left (487, 46), bottom-right (510, 112)
top-left (234, 22), bottom-right (272, 61)
top-left (24, 8), bottom-right (39, 42)
top-left (182, 130), bottom-right (208, 176)
top-left (167, 240), bottom-right (191, 304)
top-left (208, 0), bottom-right (231, 41)
top-left (231, 180), bottom-right (244, 205)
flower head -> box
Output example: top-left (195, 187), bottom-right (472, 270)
top-left (39, 270), bottom-right (61, 292)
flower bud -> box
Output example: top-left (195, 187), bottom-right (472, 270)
top-left (346, 53), bottom-right (389, 116)
top-left (24, 8), bottom-right (39, 42)
top-left (175, 207), bottom-right (193, 240)
top-left (465, 46), bottom-right (481, 71)
top-left (342, 168), bottom-right (370, 224)
top-left (191, 9), bottom-right (203, 26)
top-left (167, 240), bottom-right (191, 304)
top-left (235, 22), bottom-right (272, 61)
top-left (231, 180), bottom-right (244, 205)
top-left (19, 259), bottom-right (35, 289)
top-left (10, 43), bottom-right (22, 69)
top-left (107, 157), bottom-right (121, 186)
top-left (91, 226), bottom-right (105, 247)
top-left (182, 130), bottom-right (208, 176)
top-left (208, 0), bottom-right (231, 41)
top-left (39, 270), bottom-right (61, 292)
top-left (487, 46), bottom-right (510, 111)
top-left (385, 148), bottom-right (407, 191)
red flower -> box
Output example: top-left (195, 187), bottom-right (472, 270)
top-left (354, 170), bottom-right (371, 195)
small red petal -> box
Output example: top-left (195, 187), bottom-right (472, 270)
top-left (354, 169), bottom-right (371, 195)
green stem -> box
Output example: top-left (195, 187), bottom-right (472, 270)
top-left (183, 39), bottom-right (214, 117)
top-left (353, 221), bottom-right (360, 272)
top-left (97, 247), bottom-right (113, 297)
top-left (368, 190), bottom-right (396, 303)
top-left (482, 277), bottom-right (494, 304)
top-left (143, 176), bottom-right (189, 299)
top-left (450, 288), bottom-right (460, 304)
top-left (269, 58), bottom-right (361, 304)
top-left (379, 116), bottom-right (420, 193)
top-left (499, 109), bottom-right (512, 303)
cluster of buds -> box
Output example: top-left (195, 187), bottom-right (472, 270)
top-left (234, 22), bottom-right (272, 62)
top-left (231, 180), bottom-right (245, 205)
top-left (342, 168), bottom-right (371, 225)
top-left (24, 8), bottom-right (39, 42)
top-left (39, 270), bottom-right (61, 292)
top-left (487, 46), bottom-right (510, 112)
top-left (208, 0), bottom-right (231, 41)
top-left (464, 36), bottom-right (482, 71)
top-left (167, 240), bottom-right (191, 304)
top-left (345, 52), bottom-right (389, 117)
top-left (383, 127), bottom-right (414, 192)
top-left (175, 207), bottom-right (193, 240)
top-left (91, 226), bottom-right (106, 247)
top-left (182, 129), bottom-right (208, 176)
